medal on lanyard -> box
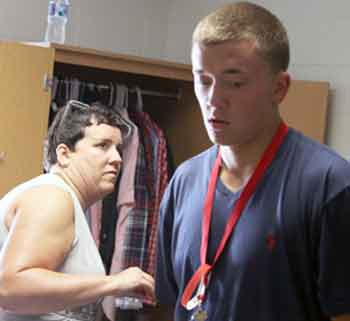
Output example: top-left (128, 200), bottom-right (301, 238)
top-left (188, 277), bottom-right (209, 321)
top-left (191, 304), bottom-right (208, 321)
top-left (181, 122), bottom-right (289, 320)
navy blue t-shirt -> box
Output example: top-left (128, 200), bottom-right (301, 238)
top-left (156, 128), bottom-right (350, 321)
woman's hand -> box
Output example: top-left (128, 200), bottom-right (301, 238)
top-left (110, 267), bottom-right (155, 301)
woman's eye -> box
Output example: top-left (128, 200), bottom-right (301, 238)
top-left (116, 146), bottom-right (123, 157)
top-left (98, 142), bottom-right (108, 149)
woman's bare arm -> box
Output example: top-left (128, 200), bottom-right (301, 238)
top-left (0, 186), bottom-right (154, 314)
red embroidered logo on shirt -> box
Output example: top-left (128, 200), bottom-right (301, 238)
top-left (266, 234), bottom-right (277, 250)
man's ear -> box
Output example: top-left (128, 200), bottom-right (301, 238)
top-left (56, 143), bottom-right (72, 167)
top-left (273, 71), bottom-right (291, 105)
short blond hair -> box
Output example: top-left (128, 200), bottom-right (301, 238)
top-left (192, 2), bottom-right (289, 72)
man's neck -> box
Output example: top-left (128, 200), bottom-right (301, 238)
top-left (219, 121), bottom-right (281, 192)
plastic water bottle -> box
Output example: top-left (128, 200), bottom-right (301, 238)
top-left (115, 297), bottom-right (143, 310)
top-left (44, 0), bottom-right (70, 44)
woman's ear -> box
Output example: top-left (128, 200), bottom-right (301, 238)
top-left (273, 71), bottom-right (291, 105)
top-left (56, 143), bottom-right (72, 167)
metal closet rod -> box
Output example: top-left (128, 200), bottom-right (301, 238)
top-left (97, 84), bottom-right (182, 100)
top-left (70, 79), bottom-right (182, 100)
top-left (129, 87), bottom-right (182, 100)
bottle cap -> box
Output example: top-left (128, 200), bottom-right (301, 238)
top-left (48, 0), bottom-right (56, 16)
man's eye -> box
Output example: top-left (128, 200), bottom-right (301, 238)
top-left (232, 82), bottom-right (243, 88)
top-left (225, 80), bottom-right (244, 89)
top-left (200, 79), bottom-right (211, 85)
top-left (195, 75), bottom-right (211, 86)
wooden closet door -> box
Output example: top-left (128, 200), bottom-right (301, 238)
top-left (0, 42), bottom-right (55, 197)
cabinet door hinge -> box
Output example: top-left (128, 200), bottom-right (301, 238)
top-left (43, 74), bottom-right (53, 92)
top-left (0, 151), bottom-right (6, 162)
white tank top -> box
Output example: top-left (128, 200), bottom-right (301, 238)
top-left (0, 174), bottom-right (106, 321)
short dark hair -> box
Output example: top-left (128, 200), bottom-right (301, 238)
top-left (192, 1), bottom-right (290, 72)
top-left (46, 100), bottom-right (131, 167)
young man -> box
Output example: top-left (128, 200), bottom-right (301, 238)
top-left (156, 2), bottom-right (350, 321)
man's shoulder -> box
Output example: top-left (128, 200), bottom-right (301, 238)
top-left (286, 128), bottom-right (350, 197)
top-left (287, 128), bottom-right (349, 168)
top-left (174, 145), bottom-right (217, 176)
top-left (165, 145), bottom-right (217, 194)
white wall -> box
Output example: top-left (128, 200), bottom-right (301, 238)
top-left (1, 1), bottom-right (350, 157)
top-left (0, 0), bottom-right (168, 59)
top-left (70, 0), bottom-right (169, 58)
top-left (165, 0), bottom-right (228, 63)
top-left (165, 0), bottom-right (350, 158)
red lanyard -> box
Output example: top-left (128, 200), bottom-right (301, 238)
top-left (181, 122), bottom-right (289, 309)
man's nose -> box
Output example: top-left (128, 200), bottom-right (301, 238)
top-left (207, 81), bottom-right (225, 109)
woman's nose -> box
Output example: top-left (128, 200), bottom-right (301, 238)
top-left (110, 148), bottom-right (122, 165)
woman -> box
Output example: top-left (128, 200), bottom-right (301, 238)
top-left (0, 101), bottom-right (154, 321)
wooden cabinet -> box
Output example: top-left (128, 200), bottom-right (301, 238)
top-left (0, 40), bottom-right (329, 198)
top-left (0, 42), bottom-right (54, 197)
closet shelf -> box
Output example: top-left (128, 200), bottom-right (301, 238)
top-left (26, 42), bottom-right (193, 82)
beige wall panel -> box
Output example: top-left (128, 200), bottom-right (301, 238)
top-left (280, 80), bottom-right (329, 143)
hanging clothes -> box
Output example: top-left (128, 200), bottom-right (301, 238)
top-left (112, 109), bottom-right (168, 284)
top-left (103, 109), bottom-right (169, 321)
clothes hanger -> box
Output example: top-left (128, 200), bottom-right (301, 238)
top-left (108, 81), bottom-right (115, 108)
top-left (115, 84), bottom-right (128, 111)
top-left (135, 86), bottom-right (143, 113)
